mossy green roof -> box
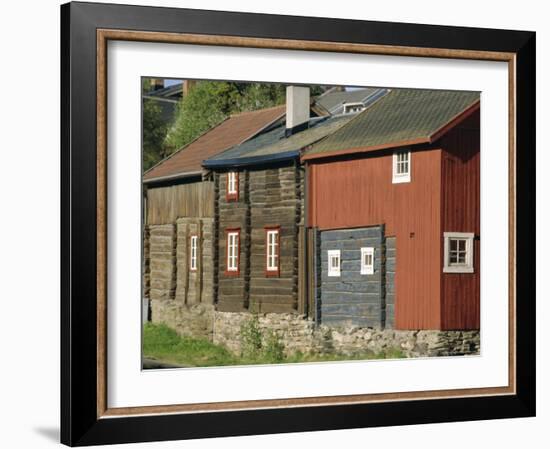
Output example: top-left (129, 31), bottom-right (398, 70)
top-left (304, 88), bottom-right (480, 158)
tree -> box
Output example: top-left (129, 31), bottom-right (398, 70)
top-left (142, 97), bottom-right (168, 171)
top-left (163, 82), bottom-right (288, 155)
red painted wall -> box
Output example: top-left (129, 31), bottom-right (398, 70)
top-left (307, 147), bottom-right (443, 329)
top-left (440, 111), bottom-right (480, 329)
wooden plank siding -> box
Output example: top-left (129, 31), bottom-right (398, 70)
top-left (307, 147), bottom-right (443, 329)
top-left (440, 111), bottom-right (480, 329)
top-left (146, 181), bottom-right (214, 225)
top-left (215, 163), bottom-right (305, 313)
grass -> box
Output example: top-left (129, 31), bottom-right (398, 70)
top-left (143, 323), bottom-right (405, 368)
top-left (143, 322), bottom-right (237, 367)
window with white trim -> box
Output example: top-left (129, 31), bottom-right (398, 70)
top-left (360, 247), bottom-right (374, 275)
top-left (226, 231), bottom-right (239, 272)
top-left (266, 228), bottom-right (280, 274)
top-left (342, 102), bottom-right (365, 114)
top-left (328, 250), bottom-right (341, 277)
top-left (392, 149), bottom-right (411, 183)
top-left (443, 232), bottom-right (474, 273)
top-left (190, 235), bottom-right (198, 271)
top-left (227, 171), bottom-right (238, 200)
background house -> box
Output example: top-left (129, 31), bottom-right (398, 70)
top-left (303, 88), bottom-right (481, 330)
top-left (143, 79), bottom-right (195, 125)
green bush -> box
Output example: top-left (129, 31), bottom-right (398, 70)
top-left (239, 316), bottom-right (285, 362)
top-left (239, 315), bottom-right (263, 358)
top-left (263, 330), bottom-right (285, 363)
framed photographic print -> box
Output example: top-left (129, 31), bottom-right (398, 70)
top-left (60, 1), bottom-right (536, 446)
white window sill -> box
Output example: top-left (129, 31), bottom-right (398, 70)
top-left (443, 266), bottom-right (474, 273)
top-left (392, 174), bottom-right (411, 184)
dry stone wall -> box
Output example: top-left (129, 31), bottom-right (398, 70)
top-left (151, 301), bottom-right (214, 341)
top-left (150, 301), bottom-right (479, 358)
top-left (213, 311), bottom-right (479, 358)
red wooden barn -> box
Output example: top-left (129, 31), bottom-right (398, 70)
top-left (302, 88), bottom-right (480, 330)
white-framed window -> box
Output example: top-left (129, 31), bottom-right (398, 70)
top-left (265, 228), bottom-right (280, 274)
top-left (443, 232), bottom-right (475, 273)
top-left (226, 230), bottom-right (240, 273)
top-left (360, 247), bottom-right (375, 275)
top-left (392, 149), bottom-right (411, 183)
top-left (227, 171), bottom-right (238, 200)
top-left (190, 235), bottom-right (198, 271)
top-left (342, 102), bottom-right (365, 114)
top-left (327, 250), bottom-right (341, 277)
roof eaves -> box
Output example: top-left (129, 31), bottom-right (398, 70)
top-left (428, 99), bottom-right (480, 143)
top-left (203, 150), bottom-right (299, 169)
top-left (301, 137), bottom-right (429, 162)
top-left (143, 170), bottom-right (203, 185)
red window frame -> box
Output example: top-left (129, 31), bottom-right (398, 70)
top-left (225, 228), bottom-right (240, 276)
top-left (226, 171), bottom-right (239, 202)
top-left (264, 226), bottom-right (280, 277)
top-left (189, 234), bottom-right (198, 272)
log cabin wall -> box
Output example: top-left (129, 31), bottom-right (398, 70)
top-left (174, 217), bottom-right (214, 305)
top-left (249, 163), bottom-right (304, 313)
top-left (440, 111), bottom-right (480, 330)
top-left (307, 147), bottom-right (443, 330)
top-left (318, 226), bottom-right (386, 328)
top-left (216, 171), bottom-right (249, 312)
top-left (215, 162), bottom-right (304, 313)
top-left (145, 180), bottom-right (215, 305)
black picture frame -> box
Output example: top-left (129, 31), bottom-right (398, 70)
top-left (61, 1), bottom-right (536, 446)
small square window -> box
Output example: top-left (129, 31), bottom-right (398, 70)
top-left (360, 247), bottom-right (374, 275)
top-left (328, 250), bottom-right (341, 277)
top-left (443, 232), bottom-right (475, 273)
top-left (392, 150), bottom-right (411, 183)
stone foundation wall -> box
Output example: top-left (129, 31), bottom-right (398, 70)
top-left (150, 299), bottom-right (214, 340)
top-left (150, 302), bottom-right (479, 358)
top-left (213, 311), bottom-right (480, 358)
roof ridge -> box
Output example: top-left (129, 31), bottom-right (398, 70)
top-left (230, 104), bottom-right (285, 117)
top-left (305, 89), bottom-right (394, 154)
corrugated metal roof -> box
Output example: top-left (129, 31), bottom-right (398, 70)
top-left (314, 88), bottom-right (385, 114)
top-left (203, 114), bottom-right (355, 168)
top-left (143, 105), bottom-right (285, 182)
top-left (304, 89), bottom-right (480, 159)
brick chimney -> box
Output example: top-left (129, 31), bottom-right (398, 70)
top-left (286, 86), bottom-right (310, 136)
